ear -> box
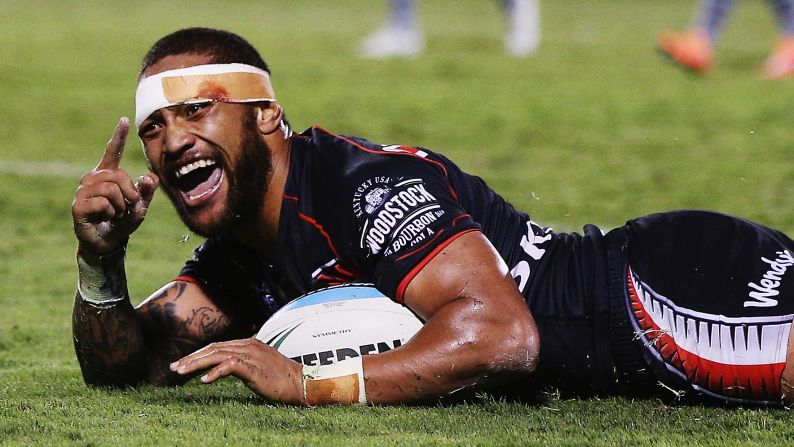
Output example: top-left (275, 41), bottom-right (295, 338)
top-left (255, 101), bottom-right (283, 135)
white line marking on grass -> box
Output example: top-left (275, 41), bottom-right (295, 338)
top-left (0, 159), bottom-right (87, 178)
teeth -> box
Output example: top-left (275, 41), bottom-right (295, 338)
top-left (175, 159), bottom-right (215, 179)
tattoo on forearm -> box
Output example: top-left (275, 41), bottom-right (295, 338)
top-left (142, 301), bottom-right (229, 341)
top-left (73, 280), bottom-right (241, 387)
top-left (72, 295), bottom-right (146, 387)
top-left (139, 283), bottom-right (235, 385)
top-left (186, 306), bottom-right (226, 338)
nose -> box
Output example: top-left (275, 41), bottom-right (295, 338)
top-left (163, 121), bottom-right (196, 156)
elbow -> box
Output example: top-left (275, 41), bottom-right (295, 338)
top-left (449, 304), bottom-right (540, 384)
top-left (81, 371), bottom-right (141, 389)
top-left (75, 353), bottom-right (148, 389)
top-left (496, 314), bottom-right (540, 376)
top-left (451, 298), bottom-right (541, 381)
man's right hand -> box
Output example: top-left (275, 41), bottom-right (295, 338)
top-left (72, 117), bottom-right (159, 256)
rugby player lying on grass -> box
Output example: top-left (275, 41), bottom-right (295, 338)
top-left (71, 27), bottom-right (794, 406)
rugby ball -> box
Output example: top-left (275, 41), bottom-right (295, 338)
top-left (255, 284), bottom-right (423, 366)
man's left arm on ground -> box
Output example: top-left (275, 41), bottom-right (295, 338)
top-left (171, 230), bottom-right (541, 405)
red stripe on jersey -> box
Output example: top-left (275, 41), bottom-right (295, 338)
top-left (452, 214), bottom-right (471, 225)
top-left (316, 273), bottom-right (344, 285)
top-left (297, 212), bottom-right (364, 279)
top-left (395, 229), bottom-right (479, 303)
top-left (395, 230), bottom-right (444, 262)
top-left (173, 275), bottom-right (198, 284)
top-left (334, 263), bottom-right (356, 278)
top-left (283, 194), bottom-right (299, 202)
top-left (312, 126), bottom-right (460, 201)
top-left (298, 212), bottom-right (342, 259)
top-left (627, 271), bottom-right (785, 401)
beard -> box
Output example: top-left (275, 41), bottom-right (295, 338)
top-left (166, 117), bottom-right (273, 238)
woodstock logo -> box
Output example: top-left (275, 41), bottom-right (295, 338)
top-left (745, 250), bottom-right (794, 308)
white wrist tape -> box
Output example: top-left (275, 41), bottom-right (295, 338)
top-left (76, 247), bottom-right (128, 308)
top-left (302, 357), bottom-right (367, 405)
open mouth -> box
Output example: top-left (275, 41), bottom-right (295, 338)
top-left (174, 158), bottom-right (223, 205)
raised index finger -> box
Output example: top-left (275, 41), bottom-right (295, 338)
top-left (96, 117), bottom-right (129, 170)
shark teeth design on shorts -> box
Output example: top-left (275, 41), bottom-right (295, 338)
top-left (175, 158), bottom-right (215, 179)
top-left (626, 266), bottom-right (794, 403)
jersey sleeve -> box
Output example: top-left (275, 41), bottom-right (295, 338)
top-left (178, 234), bottom-right (283, 318)
top-left (347, 152), bottom-right (480, 301)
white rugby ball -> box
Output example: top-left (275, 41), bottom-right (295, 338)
top-left (255, 284), bottom-right (423, 366)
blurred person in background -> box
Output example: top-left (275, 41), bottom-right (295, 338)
top-left (358, 0), bottom-right (540, 58)
top-left (658, 0), bottom-right (794, 78)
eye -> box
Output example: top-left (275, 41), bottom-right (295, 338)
top-left (185, 102), bottom-right (210, 117)
top-left (139, 121), bottom-right (161, 140)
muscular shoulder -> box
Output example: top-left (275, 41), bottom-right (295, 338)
top-left (304, 126), bottom-right (452, 180)
top-left (294, 127), bottom-right (466, 234)
top-left (287, 127), bottom-right (481, 297)
top-left (296, 126), bottom-right (461, 218)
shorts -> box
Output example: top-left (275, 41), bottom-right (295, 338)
top-left (520, 224), bottom-right (616, 395)
top-left (606, 210), bottom-right (794, 405)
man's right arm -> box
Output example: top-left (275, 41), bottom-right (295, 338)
top-left (73, 278), bottom-right (240, 387)
top-left (72, 263), bottom-right (145, 386)
top-left (70, 118), bottom-right (243, 387)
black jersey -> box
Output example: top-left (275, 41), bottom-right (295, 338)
top-left (175, 127), bottom-right (794, 403)
top-left (179, 126), bottom-right (613, 391)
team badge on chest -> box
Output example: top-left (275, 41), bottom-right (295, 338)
top-left (353, 176), bottom-right (445, 257)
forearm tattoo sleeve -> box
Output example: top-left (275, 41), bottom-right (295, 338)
top-left (72, 247), bottom-right (146, 386)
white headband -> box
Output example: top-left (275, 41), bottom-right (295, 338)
top-left (134, 63), bottom-right (276, 128)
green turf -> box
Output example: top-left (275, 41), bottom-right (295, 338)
top-left (2, 0), bottom-right (794, 445)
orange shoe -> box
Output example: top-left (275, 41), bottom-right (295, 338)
top-left (657, 29), bottom-right (713, 74)
top-left (761, 37), bottom-right (794, 80)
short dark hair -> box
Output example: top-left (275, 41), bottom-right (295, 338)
top-left (138, 27), bottom-right (270, 79)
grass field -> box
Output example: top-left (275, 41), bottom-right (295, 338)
top-left (1, 0), bottom-right (794, 444)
